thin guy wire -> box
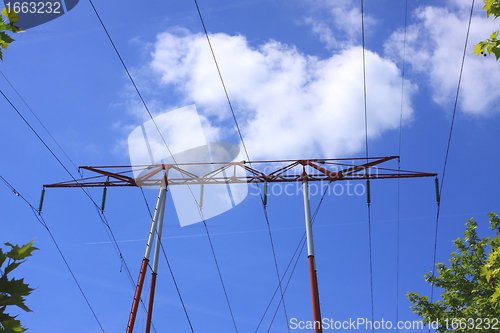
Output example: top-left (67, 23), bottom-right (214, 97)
top-left (360, 1), bottom-right (375, 332)
top-left (396, 0), bottom-right (408, 329)
top-left (0, 174), bottom-right (106, 333)
top-left (87, 2), bottom-right (239, 330)
top-left (430, 0), bottom-right (476, 306)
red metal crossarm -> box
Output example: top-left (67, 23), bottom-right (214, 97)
top-left (44, 157), bottom-right (437, 188)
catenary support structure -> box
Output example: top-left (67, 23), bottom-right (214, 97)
top-left (44, 156), bottom-right (437, 333)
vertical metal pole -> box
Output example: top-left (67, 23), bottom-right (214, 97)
top-left (126, 187), bottom-right (166, 333)
top-left (302, 179), bottom-right (323, 333)
top-left (145, 186), bottom-right (167, 333)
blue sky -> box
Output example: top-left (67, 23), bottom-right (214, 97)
top-left (1, 0), bottom-right (500, 332)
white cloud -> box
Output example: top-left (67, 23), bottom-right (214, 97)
top-left (146, 28), bottom-right (415, 160)
top-left (303, 0), bottom-right (377, 49)
top-left (384, 1), bottom-right (500, 115)
top-left (303, 18), bottom-right (338, 49)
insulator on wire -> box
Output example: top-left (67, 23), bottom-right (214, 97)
top-left (199, 183), bottom-right (204, 208)
top-left (263, 181), bottom-right (268, 206)
top-left (38, 187), bottom-right (45, 214)
top-left (101, 187), bottom-right (107, 213)
top-left (366, 179), bottom-right (371, 204)
top-left (434, 177), bottom-right (440, 204)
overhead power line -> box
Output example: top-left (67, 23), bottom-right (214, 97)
top-left (360, 1), bottom-right (375, 332)
top-left (86, 1), bottom-right (238, 330)
top-left (0, 87), bottom-right (146, 329)
top-left (430, 0), bottom-right (476, 305)
top-left (0, 71), bottom-right (81, 174)
top-left (191, 0), bottom-right (291, 329)
top-left (396, 0), bottom-right (409, 329)
top-left (192, 0), bottom-right (251, 163)
top-left (0, 174), bottom-right (106, 333)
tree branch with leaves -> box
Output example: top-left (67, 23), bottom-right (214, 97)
top-left (407, 214), bottom-right (500, 333)
top-left (482, 213), bottom-right (500, 304)
top-left (473, 0), bottom-right (500, 59)
top-left (0, 7), bottom-right (22, 60)
top-left (0, 240), bottom-right (38, 333)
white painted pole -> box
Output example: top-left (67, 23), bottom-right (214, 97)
top-left (145, 186), bottom-right (167, 333)
top-left (302, 179), bottom-right (323, 333)
top-left (144, 187), bottom-right (167, 259)
top-left (127, 186), bottom-right (166, 333)
top-left (152, 187), bottom-right (167, 273)
top-left (303, 179), bottom-right (315, 257)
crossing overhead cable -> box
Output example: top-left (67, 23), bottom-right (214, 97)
top-left (360, 1), bottom-right (375, 331)
top-left (396, 0), bottom-right (409, 328)
top-left (429, 0), bottom-right (476, 306)
top-left (191, 1), bottom-right (290, 330)
top-left (0, 87), bottom-right (143, 328)
top-left (0, 174), bottom-right (106, 333)
top-left (87, 1), bottom-right (239, 330)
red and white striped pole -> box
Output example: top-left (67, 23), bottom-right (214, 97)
top-left (145, 186), bottom-right (167, 333)
top-left (126, 186), bottom-right (167, 333)
top-left (302, 178), bottom-right (323, 333)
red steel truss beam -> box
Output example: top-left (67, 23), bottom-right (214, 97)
top-left (44, 156), bottom-right (437, 188)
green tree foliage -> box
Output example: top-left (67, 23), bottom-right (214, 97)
top-left (0, 7), bottom-right (22, 60)
top-left (407, 214), bottom-right (500, 333)
top-left (482, 213), bottom-right (500, 303)
top-left (473, 0), bottom-right (500, 59)
top-left (0, 240), bottom-right (38, 332)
